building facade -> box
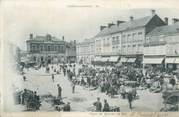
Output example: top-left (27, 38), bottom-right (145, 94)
top-left (76, 38), bottom-right (95, 64)
top-left (66, 41), bottom-right (77, 63)
top-left (144, 21), bottom-right (179, 70)
top-left (26, 34), bottom-right (66, 64)
top-left (94, 10), bottom-right (166, 65)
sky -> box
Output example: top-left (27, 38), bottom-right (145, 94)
top-left (2, 0), bottom-right (179, 50)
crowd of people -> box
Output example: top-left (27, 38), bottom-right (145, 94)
top-left (64, 63), bottom-right (179, 111)
top-left (16, 61), bottom-right (179, 111)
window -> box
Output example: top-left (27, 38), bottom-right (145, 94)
top-left (48, 46), bottom-right (50, 51)
top-left (40, 45), bottom-right (43, 51)
top-left (112, 37), bottom-right (115, 40)
top-left (138, 44), bottom-right (142, 47)
top-left (138, 32), bottom-right (142, 35)
top-left (128, 45), bottom-right (131, 47)
top-left (123, 45), bottom-right (126, 48)
top-left (133, 44), bottom-right (136, 47)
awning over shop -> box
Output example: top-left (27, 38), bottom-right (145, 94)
top-left (175, 58), bottom-right (179, 63)
top-left (94, 57), bottom-right (101, 61)
top-left (109, 56), bottom-right (119, 62)
top-left (120, 57), bottom-right (127, 63)
top-left (101, 57), bottom-right (110, 62)
top-left (126, 58), bottom-right (136, 63)
top-left (166, 57), bottom-right (179, 64)
top-left (143, 57), bottom-right (164, 64)
top-left (166, 58), bottom-right (176, 63)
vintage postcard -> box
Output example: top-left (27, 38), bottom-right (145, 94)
top-left (1, 0), bottom-right (179, 117)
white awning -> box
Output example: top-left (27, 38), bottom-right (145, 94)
top-left (166, 58), bottom-right (176, 63)
top-left (166, 57), bottom-right (179, 64)
top-left (109, 56), bottom-right (119, 62)
top-left (94, 57), bottom-right (101, 61)
top-left (20, 57), bottom-right (28, 63)
top-left (143, 57), bottom-right (164, 64)
top-left (120, 57), bottom-right (127, 63)
top-left (101, 57), bottom-right (110, 62)
top-left (126, 58), bottom-right (136, 63)
top-left (174, 58), bottom-right (179, 63)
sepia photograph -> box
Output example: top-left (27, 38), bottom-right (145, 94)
top-left (1, 0), bottom-right (179, 114)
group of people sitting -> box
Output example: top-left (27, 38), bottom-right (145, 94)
top-left (15, 89), bottom-right (41, 111)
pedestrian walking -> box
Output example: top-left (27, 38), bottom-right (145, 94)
top-left (93, 97), bottom-right (102, 112)
top-left (103, 99), bottom-right (110, 112)
top-left (57, 84), bottom-right (62, 98)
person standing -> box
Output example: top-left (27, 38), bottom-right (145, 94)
top-left (52, 74), bottom-right (55, 82)
top-left (103, 99), bottom-right (110, 112)
top-left (71, 82), bottom-right (75, 93)
top-left (23, 75), bottom-right (27, 82)
top-left (93, 97), bottom-right (102, 112)
top-left (127, 92), bottom-right (133, 110)
top-left (63, 102), bottom-right (71, 111)
top-left (57, 84), bottom-right (62, 98)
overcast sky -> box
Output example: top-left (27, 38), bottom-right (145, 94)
top-left (2, 0), bottom-right (179, 50)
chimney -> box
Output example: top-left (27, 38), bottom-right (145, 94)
top-left (172, 18), bottom-right (179, 24)
top-left (108, 23), bottom-right (115, 28)
top-left (62, 36), bottom-right (64, 41)
top-left (130, 16), bottom-right (134, 21)
top-left (29, 33), bottom-right (33, 39)
top-left (164, 17), bottom-right (168, 25)
top-left (117, 20), bottom-right (125, 26)
top-left (151, 9), bottom-right (156, 16)
top-left (46, 34), bottom-right (51, 40)
top-left (100, 26), bottom-right (107, 31)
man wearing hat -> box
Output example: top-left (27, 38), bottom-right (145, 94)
top-left (57, 84), bottom-right (62, 98)
top-left (93, 97), bottom-right (102, 112)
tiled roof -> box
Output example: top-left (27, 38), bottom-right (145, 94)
top-left (147, 22), bottom-right (179, 36)
top-left (95, 15), bottom-right (155, 37)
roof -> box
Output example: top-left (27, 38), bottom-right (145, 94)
top-left (95, 15), bottom-right (156, 37)
top-left (78, 38), bottom-right (95, 45)
top-left (26, 35), bottom-right (64, 43)
top-left (147, 22), bottom-right (179, 36)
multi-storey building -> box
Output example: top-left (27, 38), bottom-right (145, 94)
top-left (26, 34), bottom-right (66, 64)
top-left (144, 20), bottom-right (179, 70)
top-left (66, 40), bottom-right (76, 63)
top-left (94, 10), bottom-right (166, 65)
top-left (76, 38), bottom-right (95, 64)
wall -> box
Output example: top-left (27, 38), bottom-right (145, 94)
top-left (121, 27), bottom-right (145, 55)
top-left (144, 44), bottom-right (166, 56)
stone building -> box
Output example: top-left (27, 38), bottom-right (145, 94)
top-left (66, 40), bottom-right (77, 63)
top-left (94, 10), bottom-right (166, 66)
top-left (76, 38), bottom-right (95, 64)
top-left (26, 34), bottom-right (66, 64)
top-left (144, 20), bottom-right (179, 70)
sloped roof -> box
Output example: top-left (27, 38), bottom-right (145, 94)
top-left (95, 15), bottom-right (155, 37)
top-left (78, 38), bottom-right (95, 45)
top-left (147, 22), bottom-right (179, 36)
